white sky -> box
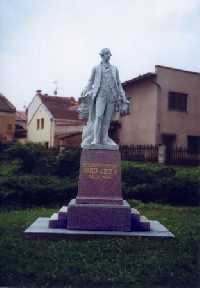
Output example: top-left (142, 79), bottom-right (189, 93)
top-left (0, 0), bottom-right (199, 110)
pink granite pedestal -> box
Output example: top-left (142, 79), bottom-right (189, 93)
top-left (67, 149), bottom-right (132, 231)
top-left (48, 148), bottom-right (151, 232)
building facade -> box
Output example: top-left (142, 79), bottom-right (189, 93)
top-left (27, 90), bottom-right (84, 148)
top-left (119, 65), bottom-right (200, 151)
top-left (0, 94), bottom-right (16, 142)
top-left (15, 111), bottom-right (27, 143)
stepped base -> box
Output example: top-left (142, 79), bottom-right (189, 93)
top-left (48, 199), bottom-right (152, 232)
top-left (25, 218), bottom-right (174, 240)
top-left (67, 199), bottom-right (132, 231)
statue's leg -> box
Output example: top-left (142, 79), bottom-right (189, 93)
top-left (101, 102), bottom-right (114, 145)
top-left (92, 96), bottom-right (106, 144)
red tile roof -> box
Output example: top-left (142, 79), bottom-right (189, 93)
top-left (39, 94), bottom-right (80, 120)
top-left (0, 94), bottom-right (16, 113)
top-left (16, 111), bottom-right (27, 121)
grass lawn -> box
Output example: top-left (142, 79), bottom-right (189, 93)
top-left (0, 201), bottom-right (199, 288)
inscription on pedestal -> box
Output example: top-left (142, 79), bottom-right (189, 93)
top-left (82, 163), bottom-right (118, 180)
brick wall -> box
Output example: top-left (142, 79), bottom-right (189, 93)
top-left (0, 112), bottom-right (16, 142)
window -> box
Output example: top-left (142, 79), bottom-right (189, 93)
top-left (187, 136), bottom-right (200, 153)
top-left (37, 119), bottom-right (40, 130)
top-left (41, 118), bottom-right (44, 129)
top-left (7, 124), bottom-right (13, 131)
top-left (168, 91), bottom-right (188, 112)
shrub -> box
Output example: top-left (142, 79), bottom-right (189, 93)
top-left (5, 142), bottom-right (60, 175)
top-left (0, 175), bottom-right (77, 207)
top-left (6, 142), bottom-right (47, 173)
top-left (122, 161), bottom-right (176, 186)
top-left (56, 149), bottom-right (80, 178)
top-left (123, 179), bottom-right (199, 206)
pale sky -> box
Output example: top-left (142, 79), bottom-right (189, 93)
top-left (0, 0), bottom-right (199, 110)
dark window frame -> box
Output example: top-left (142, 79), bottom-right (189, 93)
top-left (37, 119), bottom-right (40, 130)
top-left (41, 118), bottom-right (44, 129)
top-left (168, 91), bottom-right (188, 112)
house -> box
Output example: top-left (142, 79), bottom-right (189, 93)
top-left (0, 93), bottom-right (16, 142)
top-left (27, 90), bottom-right (84, 148)
top-left (119, 65), bottom-right (200, 151)
top-left (15, 111), bottom-right (27, 143)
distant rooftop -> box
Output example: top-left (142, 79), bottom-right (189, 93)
top-left (122, 73), bottom-right (156, 88)
top-left (156, 65), bottom-right (200, 75)
top-left (0, 94), bottom-right (16, 113)
top-left (16, 111), bottom-right (27, 121)
top-left (122, 65), bottom-right (200, 88)
top-left (37, 92), bottom-right (80, 120)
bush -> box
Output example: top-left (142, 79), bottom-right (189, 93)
top-left (6, 142), bottom-right (48, 173)
top-left (56, 149), bottom-right (80, 178)
top-left (122, 161), bottom-right (176, 186)
top-left (122, 162), bottom-right (200, 205)
top-left (0, 175), bottom-right (77, 207)
top-left (5, 143), bottom-right (80, 177)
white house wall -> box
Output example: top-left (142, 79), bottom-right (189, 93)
top-left (27, 95), bottom-right (42, 124)
top-left (27, 103), bottom-right (55, 147)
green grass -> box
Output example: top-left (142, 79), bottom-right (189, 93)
top-left (0, 201), bottom-right (199, 287)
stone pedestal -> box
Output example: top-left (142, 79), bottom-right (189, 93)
top-left (77, 149), bottom-right (123, 205)
top-left (67, 199), bottom-right (131, 231)
top-left (67, 149), bottom-right (132, 231)
top-left (48, 148), bottom-right (151, 232)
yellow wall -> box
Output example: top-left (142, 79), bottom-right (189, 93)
top-left (156, 66), bottom-right (200, 146)
top-left (119, 80), bottom-right (158, 145)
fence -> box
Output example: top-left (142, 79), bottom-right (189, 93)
top-left (167, 147), bottom-right (200, 166)
top-left (120, 145), bottom-right (158, 162)
top-left (120, 145), bottom-right (200, 166)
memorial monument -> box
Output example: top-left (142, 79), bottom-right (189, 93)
top-left (48, 48), bottom-right (150, 231)
top-left (25, 49), bottom-right (174, 238)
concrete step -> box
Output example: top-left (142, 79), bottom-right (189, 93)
top-left (50, 213), bottom-right (58, 221)
top-left (138, 215), bottom-right (151, 231)
top-left (131, 208), bottom-right (140, 222)
top-left (59, 206), bottom-right (68, 213)
top-left (131, 208), bottom-right (140, 215)
top-left (58, 206), bottom-right (68, 220)
top-left (49, 212), bottom-right (67, 229)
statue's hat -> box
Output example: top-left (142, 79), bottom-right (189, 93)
top-left (99, 48), bottom-right (112, 56)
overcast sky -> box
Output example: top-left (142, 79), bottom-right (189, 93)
top-left (0, 0), bottom-right (199, 110)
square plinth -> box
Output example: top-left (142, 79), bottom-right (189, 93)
top-left (77, 149), bottom-right (123, 205)
top-left (67, 199), bottom-right (132, 231)
top-left (24, 218), bottom-right (174, 240)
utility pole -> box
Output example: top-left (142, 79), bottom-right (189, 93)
top-left (53, 81), bottom-right (58, 96)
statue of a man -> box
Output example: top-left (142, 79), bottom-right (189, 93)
top-left (79, 48), bottom-right (129, 149)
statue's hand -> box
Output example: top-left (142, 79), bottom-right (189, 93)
top-left (81, 89), bottom-right (93, 99)
top-left (120, 99), bottom-right (130, 116)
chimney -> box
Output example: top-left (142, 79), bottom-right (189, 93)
top-left (36, 90), bottom-right (42, 95)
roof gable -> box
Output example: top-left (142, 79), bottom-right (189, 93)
top-left (39, 94), bottom-right (80, 120)
top-left (0, 94), bottom-right (16, 113)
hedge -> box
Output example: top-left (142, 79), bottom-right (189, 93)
top-left (0, 143), bottom-right (199, 207)
top-left (122, 162), bottom-right (200, 205)
top-left (0, 175), bottom-right (77, 207)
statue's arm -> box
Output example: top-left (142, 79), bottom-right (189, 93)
top-left (116, 68), bottom-right (128, 102)
top-left (81, 66), bottom-right (96, 97)
top-left (115, 67), bottom-right (130, 115)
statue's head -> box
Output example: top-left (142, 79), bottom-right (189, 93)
top-left (99, 48), bottom-right (112, 62)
